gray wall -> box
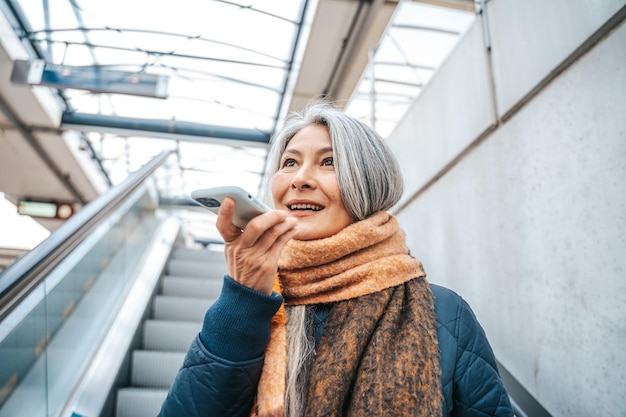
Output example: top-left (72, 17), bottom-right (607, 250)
top-left (388, 1), bottom-right (626, 416)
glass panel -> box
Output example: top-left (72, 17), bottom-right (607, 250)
top-left (0, 177), bottom-right (163, 416)
top-left (345, 1), bottom-right (476, 138)
top-left (8, 0), bottom-right (308, 210)
top-left (0, 285), bottom-right (47, 416)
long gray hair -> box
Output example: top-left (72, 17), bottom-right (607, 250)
top-left (264, 100), bottom-right (404, 219)
top-left (265, 100), bottom-right (405, 416)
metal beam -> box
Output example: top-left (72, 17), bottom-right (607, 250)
top-left (324, 0), bottom-right (382, 97)
top-left (61, 112), bottom-right (271, 145)
top-left (11, 60), bottom-right (169, 99)
top-left (410, 0), bottom-right (476, 13)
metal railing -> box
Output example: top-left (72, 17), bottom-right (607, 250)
top-left (0, 150), bottom-right (175, 416)
top-left (0, 150), bottom-right (173, 322)
top-left (497, 360), bottom-right (553, 417)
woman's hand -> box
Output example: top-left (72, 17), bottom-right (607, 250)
top-left (216, 197), bottom-right (298, 295)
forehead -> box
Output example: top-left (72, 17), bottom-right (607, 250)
top-left (284, 124), bottom-right (331, 152)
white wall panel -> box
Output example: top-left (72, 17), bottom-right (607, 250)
top-left (488, 0), bottom-right (625, 118)
top-left (388, 16), bottom-right (496, 209)
top-left (397, 21), bottom-right (626, 417)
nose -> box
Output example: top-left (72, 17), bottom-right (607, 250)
top-left (290, 165), bottom-right (316, 190)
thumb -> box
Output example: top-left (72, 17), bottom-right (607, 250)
top-left (216, 197), bottom-right (242, 241)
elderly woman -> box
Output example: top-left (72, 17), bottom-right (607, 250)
top-left (158, 101), bottom-right (513, 417)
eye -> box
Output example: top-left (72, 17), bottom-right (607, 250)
top-left (322, 157), bottom-right (334, 166)
top-left (281, 158), bottom-right (297, 168)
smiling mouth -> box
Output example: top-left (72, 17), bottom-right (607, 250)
top-left (288, 203), bottom-right (324, 211)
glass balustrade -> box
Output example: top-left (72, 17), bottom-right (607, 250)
top-left (0, 179), bottom-right (164, 417)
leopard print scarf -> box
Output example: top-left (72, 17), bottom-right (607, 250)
top-left (252, 212), bottom-right (442, 417)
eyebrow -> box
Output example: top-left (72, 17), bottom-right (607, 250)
top-left (282, 146), bottom-right (333, 157)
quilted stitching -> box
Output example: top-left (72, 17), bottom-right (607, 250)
top-left (432, 284), bottom-right (513, 417)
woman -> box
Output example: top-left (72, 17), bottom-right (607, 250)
top-left (158, 101), bottom-right (513, 417)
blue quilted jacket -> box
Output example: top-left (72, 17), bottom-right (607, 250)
top-left (158, 277), bottom-right (513, 416)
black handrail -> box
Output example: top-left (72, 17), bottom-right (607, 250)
top-left (0, 150), bottom-right (173, 321)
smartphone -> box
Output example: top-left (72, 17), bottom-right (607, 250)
top-left (191, 186), bottom-right (270, 229)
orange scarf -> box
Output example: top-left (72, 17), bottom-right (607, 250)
top-left (252, 212), bottom-right (441, 417)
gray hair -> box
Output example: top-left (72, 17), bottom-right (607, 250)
top-left (264, 100), bottom-right (404, 220)
top-left (284, 305), bottom-right (316, 417)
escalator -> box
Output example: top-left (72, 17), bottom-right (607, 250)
top-left (0, 151), bottom-right (227, 417)
top-left (115, 245), bottom-right (224, 417)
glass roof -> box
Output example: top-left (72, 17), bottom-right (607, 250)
top-left (4, 0), bottom-right (309, 199)
top-left (345, 1), bottom-right (474, 138)
top-left (1, 0), bottom-right (475, 244)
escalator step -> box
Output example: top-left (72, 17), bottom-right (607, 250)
top-left (171, 247), bottom-right (224, 262)
top-left (152, 295), bottom-right (215, 322)
top-left (161, 276), bottom-right (223, 298)
top-left (131, 350), bottom-right (185, 388)
top-left (143, 320), bottom-right (201, 351)
top-left (167, 259), bottom-right (226, 279)
top-left (116, 387), bottom-right (168, 417)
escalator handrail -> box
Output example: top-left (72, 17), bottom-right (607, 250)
top-left (0, 150), bottom-right (173, 321)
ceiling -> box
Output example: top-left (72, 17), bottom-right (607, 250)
top-left (0, 0), bottom-right (475, 233)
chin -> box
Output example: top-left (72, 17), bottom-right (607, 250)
top-left (293, 231), bottom-right (317, 241)
top-left (293, 226), bottom-right (325, 241)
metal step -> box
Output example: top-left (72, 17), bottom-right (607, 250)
top-left (116, 246), bottom-right (222, 417)
top-left (166, 258), bottom-right (226, 279)
top-left (161, 276), bottom-right (223, 298)
top-left (152, 295), bottom-right (214, 322)
top-left (143, 320), bottom-right (201, 351)
top-left (171, 247), bottom-right (224, 262)
top-left (116, 388), bottom-right (168, 417)
top-left (131, 350), bottom-right (186, 388)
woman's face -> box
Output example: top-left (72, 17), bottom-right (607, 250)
top-left (272, 123), bottom-right (354, 240)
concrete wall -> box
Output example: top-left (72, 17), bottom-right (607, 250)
top-left (388, 1), bottom-right (626, 416)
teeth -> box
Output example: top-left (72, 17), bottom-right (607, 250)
top-left (289, 203), bottom-right (323, 211)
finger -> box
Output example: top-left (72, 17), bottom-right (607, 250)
top-left (216, 198), bottom-right (242, 242)
top-left (233, 219), bottom-right (297, 275)
top-left (238, 210), bottom-right (293, 249)
top-left (249, 216), bottom-right (298, 253)
top-left (265, 222), bottom-right (299, 259)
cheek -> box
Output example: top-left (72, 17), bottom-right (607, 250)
top-left (325, 179), bottom-right (352, 220)
top-left (271, 174), bottom-right (289, 204)
top-left (325, 178), bottom-right (344, 204)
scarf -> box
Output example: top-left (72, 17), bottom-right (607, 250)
top-left (253, 211), bottom-right (442, 417)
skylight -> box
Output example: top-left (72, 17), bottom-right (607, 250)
top-left (6, 0), bottom-right (310, 199)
